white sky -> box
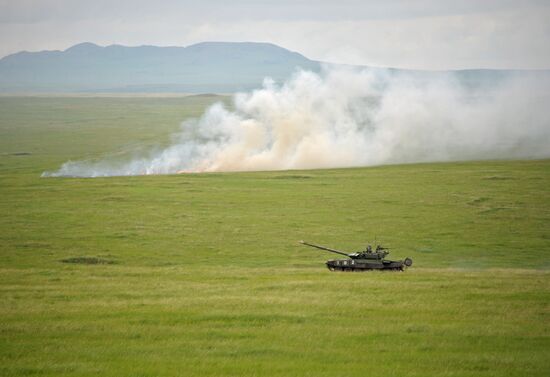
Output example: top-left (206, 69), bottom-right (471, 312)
top-left (1, 0), bottom-right (549, 70)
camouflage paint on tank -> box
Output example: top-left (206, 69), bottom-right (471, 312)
top-left (300, 241), bottom-right (413, 271)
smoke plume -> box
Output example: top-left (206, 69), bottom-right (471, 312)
top-left (43, 67), bottom-right (550, 177)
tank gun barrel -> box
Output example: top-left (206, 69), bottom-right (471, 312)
top-left (299, 241), bottom-right (350, 257)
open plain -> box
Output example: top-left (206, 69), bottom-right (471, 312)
top-left (1, 96), bottom-right (549, 376)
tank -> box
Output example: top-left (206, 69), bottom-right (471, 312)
top-left (300, 241), bottom-right (413, 271)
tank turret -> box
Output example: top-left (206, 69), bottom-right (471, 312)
top-left (300, 240), bottom-right (412, 271)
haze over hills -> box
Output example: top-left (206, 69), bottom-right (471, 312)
top-left (0, 41), bottom-right (548, 93)
top-left (0, 42), bottom-right (320, 93)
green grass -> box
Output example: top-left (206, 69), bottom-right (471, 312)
top-left (1, 96), bottom-right (549, 376)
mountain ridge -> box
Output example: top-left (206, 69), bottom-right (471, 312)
top-left (0, 41), bottom-right (321, 92)
top-left (1, 41), bottom-right (548, 93)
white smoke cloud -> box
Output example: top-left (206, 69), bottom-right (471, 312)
top-left (43, 67), bottom-right (550, 177)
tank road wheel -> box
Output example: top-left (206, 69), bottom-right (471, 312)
top-left (404, 258), bottom-right (413, 267)
top-left (328, 266), bottom-right (335, 271)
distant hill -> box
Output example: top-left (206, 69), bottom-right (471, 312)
top-left (0, 42), bottom-right (321, 93)
top-left (0, 41), bottom-right (548, 93)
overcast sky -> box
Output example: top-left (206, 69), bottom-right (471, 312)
top-left (1, 0), bottom-right (549, 70)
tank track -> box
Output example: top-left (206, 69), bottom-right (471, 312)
top-left (327, 266), bottom-right (405, 272)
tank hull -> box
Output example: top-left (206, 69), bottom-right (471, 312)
top-left (326, 258), bottom-right (408, 271)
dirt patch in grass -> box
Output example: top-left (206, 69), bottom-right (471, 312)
top-left (483, 175), bottom-right (514, 180)
top-left (272, 175), bottom-right (312, 179)
top-left (61, 257), bottom-right (116, 265)
top-left (1, 152), bottom-right (32, 156)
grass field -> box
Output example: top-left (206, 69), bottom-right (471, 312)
top-left (1, 96), bottom-right (549, 376)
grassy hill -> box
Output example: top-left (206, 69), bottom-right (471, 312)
top-left (0, 96), bottom-right (549, 376)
